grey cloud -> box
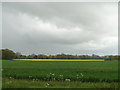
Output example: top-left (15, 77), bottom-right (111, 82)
top-left (2, 2), bottom-right (118, 55)
top-left (2, 3), bottom-right (108, 27)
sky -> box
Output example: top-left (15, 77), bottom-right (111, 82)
top-left (0, 3), bottom-right (2, 49)
top-left (2, 2), bottom-right (118, 55)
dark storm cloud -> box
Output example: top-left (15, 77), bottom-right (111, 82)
top-left (2, 2), bottom-right (118, 55)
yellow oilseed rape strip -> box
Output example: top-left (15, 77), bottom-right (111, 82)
top-left (13, 59), bottom-right (104, 61)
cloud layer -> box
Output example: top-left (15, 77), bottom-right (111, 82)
top-left (2, 2), bottom-right (118, 55)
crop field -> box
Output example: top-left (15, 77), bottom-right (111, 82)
top-left (2, 60), bottom-right (118, 88)
top-left (13, 59), bottom-right (105, 61)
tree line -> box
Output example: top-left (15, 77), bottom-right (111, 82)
top-left (0, 49), bottom-right (119, 60)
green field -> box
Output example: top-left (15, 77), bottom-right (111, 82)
top-left (2, 60), bottom-right (118, 88)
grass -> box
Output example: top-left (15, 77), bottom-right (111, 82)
top-left (2, 78), bottom-right (118, 88)
top-left (2, 60), bottom-right (118, 88)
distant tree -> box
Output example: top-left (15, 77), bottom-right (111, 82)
top-left (37, 54), bottom-right (48, 59)
top-left (2, 49), bottom-right (16, 60)
top-left (27, 55), bottom-right (34, 59)
top-left (1, 48), bottom-right (119, 60)
top-left (0, 49), bottom-right (2, 59)
top-left (15, 52), bottom-right (21, 59)
top-left (33, 55), bottom-right (38, 59)
top-left (20, 55), bottom-right (26, 59)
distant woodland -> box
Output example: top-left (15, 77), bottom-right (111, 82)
top-left (0, 49), bottom-right (119, 60)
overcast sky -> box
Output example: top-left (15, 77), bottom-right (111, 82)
top-left (2, 2), bottom-right (118, 55)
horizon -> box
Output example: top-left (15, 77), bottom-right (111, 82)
top-left (1, 48), bottom-right (119, 56)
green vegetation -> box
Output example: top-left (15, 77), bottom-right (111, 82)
top-left (1, 49), bottom-right (118, 88)
top-left (2, 60), bottom-right (118, 88)
top-left (3, 78), bottom-right (118, 88)
top-left (1, 49), bottom-right (16, 60)
top-left (1, 49), bottom-right (119, 60)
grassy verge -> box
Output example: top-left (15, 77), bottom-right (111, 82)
top-left (2, 78), bottom-right (118, 88)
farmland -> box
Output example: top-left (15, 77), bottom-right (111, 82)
top-left (2, 60), bottom-right (118, 88)
top-left (13, 59), bottom-right (105, 61)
